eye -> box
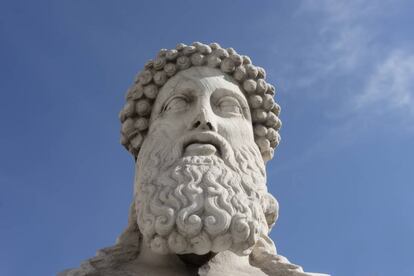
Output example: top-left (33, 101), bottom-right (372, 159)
top-left (162, 96), bottom-right (189, 113)
top-left (217, 96), bottom-right (242, 115)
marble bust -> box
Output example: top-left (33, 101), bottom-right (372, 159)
top-left (60, 42), bottom-right (329, 276)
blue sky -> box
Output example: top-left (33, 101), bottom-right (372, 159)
top-left (1, 1), bottom-right (413, 275)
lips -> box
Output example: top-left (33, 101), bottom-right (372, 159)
top-left (173, 131), bottom-right (230, 159)
top-left (184, 142), bottom-right (218, 157)
top-left (168, 131), bottom-right (238, 171)
top-left (183, 133), bottom-right (223, 157)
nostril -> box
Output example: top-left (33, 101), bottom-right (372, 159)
top-left (193, 121), bottom-right (201, 129)
top-left (206, 122), bottom-right (213, 130)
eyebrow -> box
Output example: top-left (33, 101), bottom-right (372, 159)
top-left (157, 77), bottom-right (194, 105)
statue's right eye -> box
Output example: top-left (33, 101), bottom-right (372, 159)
top-left (162, 96), bottom-right (189, 113)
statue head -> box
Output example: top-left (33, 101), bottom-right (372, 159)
top-left (120, 42), bottom-right (282, 162)
top-left (118, 42), bottom-right (281, 258)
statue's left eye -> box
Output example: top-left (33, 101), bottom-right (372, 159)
top-left (218, 96), bottom-right (242, 115)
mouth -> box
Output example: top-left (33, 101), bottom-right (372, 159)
top-left (183, 142), bottom-right (219, 157)
top-left (174, 131), bottom-right (231, 158)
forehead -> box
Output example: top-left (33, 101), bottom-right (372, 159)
top-left (154, 67), bottom-right (244, 106)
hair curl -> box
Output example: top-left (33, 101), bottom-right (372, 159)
top-left (119, 42), bottom-right (282, 161)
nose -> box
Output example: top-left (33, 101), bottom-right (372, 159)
top-left (190, 108), bottom-right (217, 132)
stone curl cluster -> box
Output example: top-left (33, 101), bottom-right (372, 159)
top-left (119, 42), bottom-right (282, 161)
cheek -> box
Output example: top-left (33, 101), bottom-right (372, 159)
top-left (217, 118), bottom-right (255, 146)
top-left (148, 118), bottom-right (187, 141)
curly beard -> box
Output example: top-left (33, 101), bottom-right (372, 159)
top-left (135, 132), bottom-right (276, 256)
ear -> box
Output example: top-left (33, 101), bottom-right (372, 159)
top-left (261, 193), bottom-right (279, 230)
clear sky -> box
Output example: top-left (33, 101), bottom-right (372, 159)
top-left (1, 1), bottom-right (413, 275)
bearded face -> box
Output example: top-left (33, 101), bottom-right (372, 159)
top-left (134, 67), bottom-right (277, 256)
